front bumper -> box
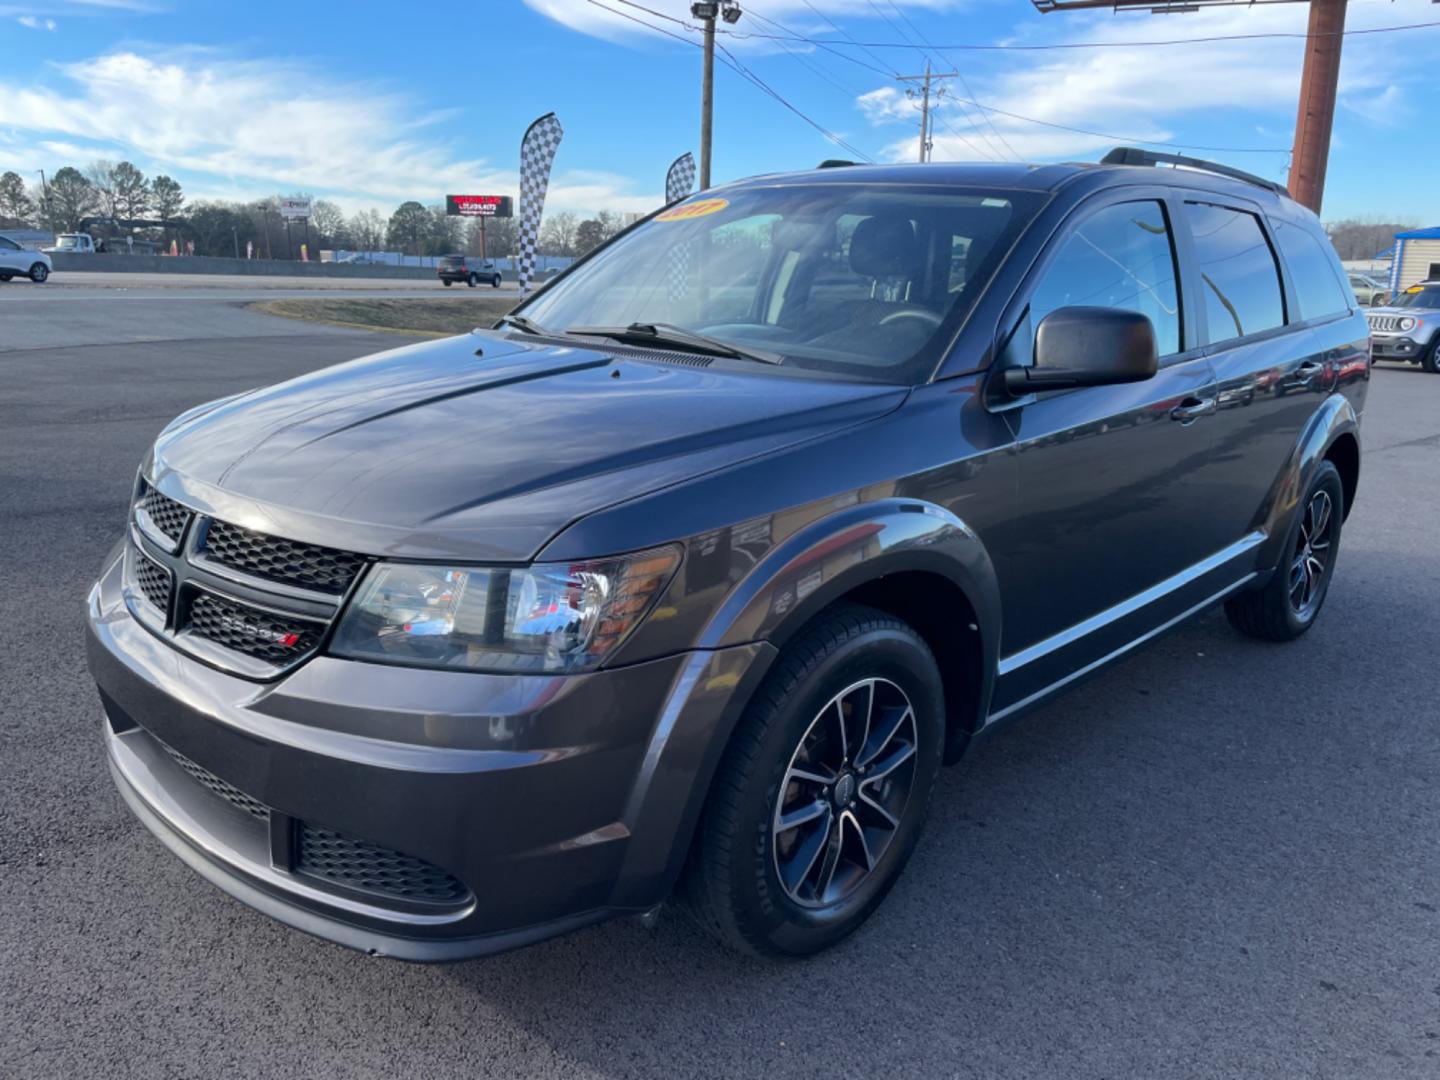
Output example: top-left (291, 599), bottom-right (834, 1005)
top-left (1370, 335), bottom-right (1425, 360)
top-left (87, 550), bottom-right (771, 960)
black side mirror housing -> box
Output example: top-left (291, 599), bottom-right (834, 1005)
top-left (1002, 306), bottom-right (1159, 395)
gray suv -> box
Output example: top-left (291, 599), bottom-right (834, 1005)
top-left (87, 150), bottom-right (1369, 960)
top-left (1366, 281), bottom-right (1440, 373)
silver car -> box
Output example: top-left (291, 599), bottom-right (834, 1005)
top-left (1348, 272), bottom-right (1389, 307)
top-left (1367, 281), bottom-right (1440, 373)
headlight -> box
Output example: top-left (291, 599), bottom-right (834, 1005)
top-left (1398, 316), bottom-right (1417, 333)
top-left (329, 546), bottom-right (681, 673)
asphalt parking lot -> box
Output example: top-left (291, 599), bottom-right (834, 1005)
top-left (2, 280), bottom-right (1438, 1079)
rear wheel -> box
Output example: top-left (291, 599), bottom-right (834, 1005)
top-left (29, 263), bottom-right (48, 283)
top-left (491, 274), bottom-right (502, 288)
top-left (467, 273), bottom-right (478, 288)
top-left (681, 604), bottom-right (944, 958)
top-left (0, 273), bottom-right (12, 282)
top-left (442, 279), bottom-right (452, 287)
top-left (1225, 460), bottom-right (1344, 641)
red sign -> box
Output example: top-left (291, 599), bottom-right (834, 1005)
top-left (446, 195), bottom-right (513, 218)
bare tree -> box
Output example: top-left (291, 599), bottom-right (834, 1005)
top-left (42, 167), bottom-right (98, 232)
top-left (150, 175), bottom-right (185, 222)
top-left (540, 210), bottom-right (578, 256)
top-left (349, 207), bottom-right (385, 251)
top-left (0, 171), bottom-right (34, 227)
top-left (310, 199), bottom-right (345, 247)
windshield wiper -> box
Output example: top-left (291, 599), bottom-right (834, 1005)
top-left (564, 322), bottom-right (784, 365)
top-left (497, 313), bottom-right (547, 335)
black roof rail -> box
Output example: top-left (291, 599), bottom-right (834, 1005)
top-left (817, 159), bottom-right (858, 169)
top-left (1100, 147), bottom-right (1288, 197)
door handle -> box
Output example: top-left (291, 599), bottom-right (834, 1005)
top-left (1170, 396), bottom-right (1216, 423)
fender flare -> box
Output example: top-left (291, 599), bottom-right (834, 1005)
top-left (697, 496), bottom-right (1003, 718)
top-left (1254, 393), bottom-right (1360, 574)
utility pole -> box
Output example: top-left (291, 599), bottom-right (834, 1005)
top-left (899, 63), bottom-right (948, 162)
top-left (37, 169), bottom-right (51, 230)
top-left (691, 1), bottom-right (742, 190)
top-left (1288, 0), bottom-right (1347, 214)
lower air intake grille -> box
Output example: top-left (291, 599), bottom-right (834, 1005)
top-left (296, 825), bottom-right (471, 908)
top-left (160, 742), bottom-right (270, 822)
top-left (134, 550), bottom-right (172, 613)
top-left (187, 593), bottom-right (322, 665)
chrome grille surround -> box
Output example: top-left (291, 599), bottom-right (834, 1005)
top-left (124, 480), bottom-right (368, 680)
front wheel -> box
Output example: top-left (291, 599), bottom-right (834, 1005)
top-left (491, 274), bottom-right (502, 288)
top-left (442, 279), bottom-right (452, 287)
top-left (0, 273), bottom-right (12, 282)
top-left (1421, 338), bottom-right (1440, 375)
top-left (29, 263), bottom-right (48, 283)
top-left (1225, 460), bottom-right (1344, 641)
top-left (681, 604), bottom-right (944, 958)
top-left (467, 273), bottom-right (478, 288)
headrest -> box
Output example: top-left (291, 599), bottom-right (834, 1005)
top-left (849, 214), bottom-right (919, 279)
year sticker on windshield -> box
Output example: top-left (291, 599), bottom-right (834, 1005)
top-left (656, 198), bottom-right (729, 222)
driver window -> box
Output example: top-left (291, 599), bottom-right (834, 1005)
top-left (1030, 200), bottom-right (1181, 357)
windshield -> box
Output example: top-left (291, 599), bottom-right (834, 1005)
top-left (55, 235), bottom-right (83, 249)
top-left (1390, 285), bottom-right (1440, 309)
top-left (517, 183), bottom-right (1044, 382)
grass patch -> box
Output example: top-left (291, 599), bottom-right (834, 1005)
top-left (253, 296), bottom-right (519, 337)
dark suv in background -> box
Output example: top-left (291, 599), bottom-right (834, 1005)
top-left (437, 254), bottom-right (502, 288)
top-left (87, 149), bottom-right (1367, 961)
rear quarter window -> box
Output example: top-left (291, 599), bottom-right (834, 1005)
top-left (1274, 220), bottom-right (1352, 321)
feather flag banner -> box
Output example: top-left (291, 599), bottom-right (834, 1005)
top-left (517, 112), bottom-right (564, 295)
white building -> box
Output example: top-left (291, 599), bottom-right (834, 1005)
top-left (1389, 227), bottom-right (1440, 292)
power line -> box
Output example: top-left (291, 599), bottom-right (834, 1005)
top-left (717, 17), bottom-right (1440, 51)
top-left (589, 0), bottom-right (874, 162)
top-left (743, 6), bottom-right (866, 97)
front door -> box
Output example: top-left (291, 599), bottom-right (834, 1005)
top-left (988, 194), bottom-right (1233, 716)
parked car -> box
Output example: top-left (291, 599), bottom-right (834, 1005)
top-left (1348, 271), bottom-right (1389, 307)
top-left (0, 235), bottom-right (51, 282)
top-left (87, 149), bottom-right (1368, 961)
top-left (1366, 281), bottom-right (1440, 373)
top-left (437, 254), bottom-right (502, 288)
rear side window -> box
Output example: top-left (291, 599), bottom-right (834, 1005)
top-left (1274, 221), bottom-right (1351, 321)
top-left (1029, 200), bottom-right (1181, 357)
top-left (1187, 203), bottom-right (1284, 345)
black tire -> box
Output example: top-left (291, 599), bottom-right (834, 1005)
top-left (29, 263), bottom-right (48, 284)
top-left (1225, 460), bottom-right (1344, 641)
top-left (467, 273), bottom-right (478, 288)
top-left (0, 273), bottom-right (11, 282)
top-left (680, 603), bottom-right (945, 958)
top-left (442, 279), bottom-right (452, 287)
top-left (491, 274), bottom-right (502, 289)
top-left (1421, 337), bottom-right (1440, 375)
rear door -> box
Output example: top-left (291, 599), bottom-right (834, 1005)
top-left (990, 190), bottom-right (1227, 714)
top-left (1190, 201), bottom-right (1355, 550)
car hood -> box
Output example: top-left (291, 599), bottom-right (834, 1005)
top-left (150, 331), bottom-right (907, 562)
top-left (1367, 304), bottom-right (1440, 318)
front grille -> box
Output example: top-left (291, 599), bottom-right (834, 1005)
top-left (138, 482), bottom-right (192, 543)
top-left (160, 741), bottom-right (270, 822)
top-left (203, 520), bottom-right (366, 595)
top-left (1367, 314), bottom-right (1404, 333)
top-left (133, 549), bottom-right (172, 613)
top-left (296, 824), bottom-right (470, 908)
top-left (186, 592), bottom-right (323, 665)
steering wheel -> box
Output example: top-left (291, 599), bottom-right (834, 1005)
top-left (878, 308), bottom-right (943, 328)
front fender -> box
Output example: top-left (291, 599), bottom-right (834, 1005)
top-left (697, 496), bottom-right (1002, 708)
top-left (1254, 392), bottom-right (1360, 574)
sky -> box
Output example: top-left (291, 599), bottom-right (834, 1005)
top-left (0, 0), bottom-right (1435, 224)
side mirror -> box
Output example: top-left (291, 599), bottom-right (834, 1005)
top-left (1003, 306), bottom-right (1158, 395)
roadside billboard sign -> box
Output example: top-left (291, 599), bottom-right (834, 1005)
top-left (278, 198), bottom-right (312, 220)
top-left (446, 195), bottom-right (513, 218)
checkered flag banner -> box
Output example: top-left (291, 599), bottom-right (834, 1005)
top-left (665, 152), bottom-right (696, 205)
top-left (664, 152), bottom-right (696, 301)
top-left (517, 112), bottom-right (564, 295)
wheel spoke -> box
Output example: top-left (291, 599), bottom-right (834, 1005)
top-left (857, 705), bottom-right (912, 770)
top-left (779, 810), bottom-right (833, 895)
top-left (841, 810), bottom-right (876, 871)
top-left (787, 764), bottom-right (837, 787)
top-left (860, 740), bottom-right (916, 785)
top-left (827, 699), bottom-right (848, 764)
top-left (776, 798), bottom-right (828, 834)
top-left (1310, 492), bottom-right (1332, 539)
top-left (839, 681), bottom-right (874, 764)
top-left (814, 823), bottom-right (843, 900)
top-left (857, 790), bottom-right (898, 829)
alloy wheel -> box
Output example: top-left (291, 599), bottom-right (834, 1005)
top-left (771, 677), bottom-right (918, 909)
top-left (1289, 489), bottom-right (1335, 619)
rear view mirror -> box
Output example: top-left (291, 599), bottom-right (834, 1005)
top-left (1003, 306), bottom-right (1158, 395)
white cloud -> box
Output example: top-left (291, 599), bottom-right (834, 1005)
top-left (0, 49), bottom-right (659, 216)
top-left (16, 14), bottom-right (56, 28)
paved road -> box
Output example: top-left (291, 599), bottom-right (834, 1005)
top-left (1, 290), bottom-right (1437, 1080)
top-left (9, 269), bottom-right (522, 293)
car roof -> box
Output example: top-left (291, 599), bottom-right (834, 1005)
top-left (717, 158), bottom-right (1292, 210)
